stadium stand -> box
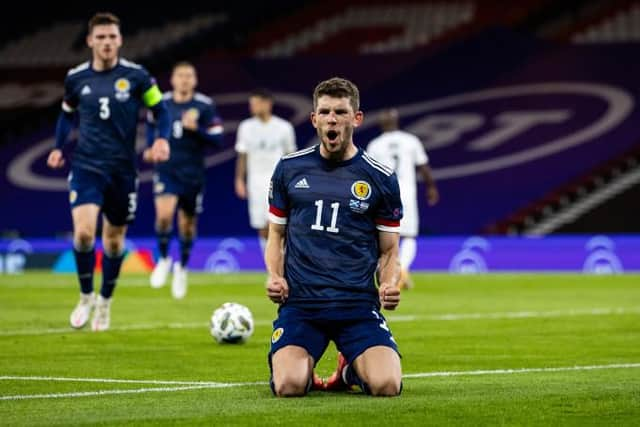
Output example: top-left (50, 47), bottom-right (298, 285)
top-left (572, 1), bottom-right (640, 43)
top-left (1, 1), bottom-right (639, 236)
top-left (486, 145), bottom-right (640, 235)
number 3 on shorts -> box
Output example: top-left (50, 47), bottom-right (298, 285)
top-left (127, 192), bottom-right (137, 220)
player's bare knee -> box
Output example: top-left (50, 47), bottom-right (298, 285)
top-left (74, 230), bottom-right (95, 250)
top-left (181, 229), bottom-right (195, 240)
top-left (367, 375), bottom-right (402, 397)
top-left (156, 218), bottom-right (172, 232)
top-left (273, 376), bottom-right (309, 397)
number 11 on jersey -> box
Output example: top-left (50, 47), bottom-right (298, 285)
top-left (311, 200), bottom-right (340, 233)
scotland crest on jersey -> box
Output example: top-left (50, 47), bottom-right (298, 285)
top-left (114, 78), bottom-right (131, 102)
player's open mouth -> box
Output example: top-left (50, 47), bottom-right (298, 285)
top-left (326, 130), bottom-right (339, 142)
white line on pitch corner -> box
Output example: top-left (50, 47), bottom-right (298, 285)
top-left (1, 363), bottom-right (638, 401)
top-left (1, 307), bottom-right (639, 337)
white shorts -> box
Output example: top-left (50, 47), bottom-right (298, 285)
top-left (399, 198), bottom-right (419, 237)
top-left (248, 185), bottom-right (269, 230)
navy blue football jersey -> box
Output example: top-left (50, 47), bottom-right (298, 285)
top-left (62, 58), bottom-right (164, 174)
top-left (268, 145), bottom-right (403, 309)
top-left (148, 92), bottom-right (223, 185)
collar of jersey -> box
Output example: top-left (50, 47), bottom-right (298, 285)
top-left (315, 144), bottom-right (362, 168)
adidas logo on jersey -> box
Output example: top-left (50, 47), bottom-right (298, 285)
top-left (294, 178), bottom-right (310, 189)
top-left (81, 85), bottom-right (92, 95)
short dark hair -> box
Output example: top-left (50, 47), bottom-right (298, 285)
top-left (313, 77), bottom-right (360, 112)
top-left (88, 12), bottom-right (120, 35)
top-left (172, 61), bottom-right (195, 72)
top-left (250, 88), bottom-right (273, 100)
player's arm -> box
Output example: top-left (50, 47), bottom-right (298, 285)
top-left (142, 78), bottom-right (170, 163)
top-left (265, 161), bottom-right (290, 304)
top-left (144, 110), bottom-right (157, 147)
top-left (377, 231), bottom-right (401, 310)
top-left (375, 170), bottom-right (403, 309)
top-left (183, 105), bottom-right (224, 146)
top-left (234, 123), bottom-right (248, 199)
top-left (234, 153), bottom-right (247, 199)
top-left (265, 222), bottom-right (288, 304)
top-left (48, 109), bottom-right (76, 169)
top-left (48, 76), bottom-right (78, 169)
top-left (415, 137), bottom-right (439, 206)
top-left (417, 164), bottom-right (439, 206)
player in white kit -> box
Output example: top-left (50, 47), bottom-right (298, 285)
top-left (366, 109), bottom-right (439, 288)
top-left (235, 89), bottom-right (297, 253)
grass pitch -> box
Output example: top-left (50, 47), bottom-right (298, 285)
top-left (1, 272), bottom-right (639, 426)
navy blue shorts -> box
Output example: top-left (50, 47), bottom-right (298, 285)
top-left (69, 167), bottom-right (138, 226)
top-left (269, 305), bottom-right (399, 368)
top-left (153, 173), bottom-right (204, 217)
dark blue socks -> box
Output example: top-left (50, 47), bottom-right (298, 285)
top-left (101, 250), bottom-right (125, 299)
top-left (73, 245), bottom-right (95, 294)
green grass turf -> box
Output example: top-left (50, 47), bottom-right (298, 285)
top-left (1, 272), bottom-right (639, 426)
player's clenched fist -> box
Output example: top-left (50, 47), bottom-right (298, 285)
top-left (379, 282), bottom-right (400, 310)
top-left (47, 149), bottom-right (65, 169)
top-left (144, 138), bottom-right (170, 163)
top-left (267, 276), bottom-right (289, 304)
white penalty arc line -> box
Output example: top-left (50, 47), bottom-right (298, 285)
top-left (1, 363), bottom-right (639, 401)
top-left (2, 307), bottom-right (639, 337)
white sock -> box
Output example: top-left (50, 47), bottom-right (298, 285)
top-left (399, 237), bottom-right (417, 271)
top-left (259, 236), bottom-right (267, 254)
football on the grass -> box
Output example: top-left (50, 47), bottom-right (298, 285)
top-left (210, 302), bottom-right (254, 344)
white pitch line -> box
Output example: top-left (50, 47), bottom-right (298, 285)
top-left (1, 307), bottom-right (639, 337)
top-left (402, 363), bottom-right (640, 378)
top-left (0, 376), bottom-right (235, 386)
top-left (408, 306), bottom-right (640, 321)
top-left (1, 363), bottom-right (638, 401)
top-left (0, 382), bottom-right (268, 401)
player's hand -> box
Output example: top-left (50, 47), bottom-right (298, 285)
top-left (147, 138), bottom-right (170, 163)
top-left (267, 276), bottom-right (289, 304)
top-left (427, 185), bottom-right (440, 206)
top-left (235, 179), bottom-right (247, 199)
top-left (379, 282), bottom-right (400, 310)
top-left (47, 149), bottom-right (65, 169)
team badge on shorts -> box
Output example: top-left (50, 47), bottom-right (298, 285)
top-left (154, 181), bottom-right (165, 194)
top-left (271, 327), bottom-right (284, 344)
top-left (351, 180), bottom-right (371, 201)
top-left (69, 190), bottom-right (77, 204)
top-left (114, 78), bottom-right (131, 102)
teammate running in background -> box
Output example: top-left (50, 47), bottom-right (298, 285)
top-left (148, 61), bottom-right (224, 298)
top-left (234, 89), bottom-right (296, 254)
top-left (367, 109), bottom-right (439, 289)
top-left (47, 12), bottom-right (170, 331)
top-left (266, 77), bottom-right (403, 397)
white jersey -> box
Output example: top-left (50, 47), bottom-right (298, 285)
top-left (367, 130), bottom-right (428, 199)
top-left (235, 115), bottom-right (297, 189)
top-left (367, 130), bottom-right (428, 237)
top-left (235, 115), bottom-right (296, 229)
